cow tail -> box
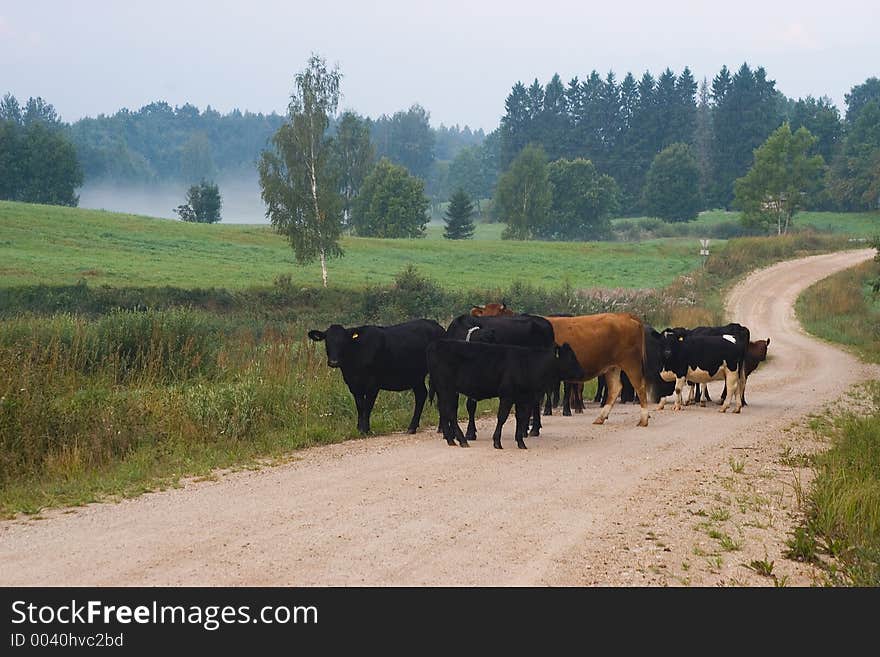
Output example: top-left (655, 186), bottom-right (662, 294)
top-left (427, 376), bottom-right (435, 406)
top-left (639, 319), bottom-right (650, 401)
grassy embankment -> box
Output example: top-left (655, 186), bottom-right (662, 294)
top-left (0, 200), bottom-right (868, 516)
top-left (791, 252), bottom-right (880, 585)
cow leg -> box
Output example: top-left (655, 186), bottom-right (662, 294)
top-left (438, 392), bottom-right (458, 446)
top-left (673, 377), bottom-right (686, 411)
top-left (492, 398), bottom-right (514, 449)
top-left (529, 402), bottom-right (541, 436)
top-left (350, 386), bottom-right (368, 435)
top-left (362, 387), bottom-right (380, 434)
top-left (685, 382), bottom-right (696, 406)
top-left (702, 384), bottom-right (713, 403)
top-left (514, 403), bottom-right (531, 449)
top-left (562, 382), bottom-right (573, 416)
top-left (464, 398), bottom-right (478, 441)
top-left (543, 389), bottom-right (553, 416)
top-left (594, 368), bottom-right (623, 424)
top-left (574, 383), bottom-right (585, 413)
top-left (718, 369), bottom-right (739, 413)
top-left (407, 381), bottom-right (427, 434)
top-left (594, 375), bottom-right (606, 403)
top-left (621, 364), bottom-right (650, 427)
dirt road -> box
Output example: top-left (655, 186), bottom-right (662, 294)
top-left (2, 249), bottom-right (876, 586)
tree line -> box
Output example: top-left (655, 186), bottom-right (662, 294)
top-left (498, 66), bottom-right (879, 215)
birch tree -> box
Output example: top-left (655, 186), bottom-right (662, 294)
top-left (259, 53), bottom-right (342, 287)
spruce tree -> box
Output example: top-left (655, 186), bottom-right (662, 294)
top-left (443, 189), bottom-right (475, 240)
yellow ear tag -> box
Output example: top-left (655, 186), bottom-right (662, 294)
top-left (352, 333), bottom-right (359, 340)
top-left (678, 337), bottom-right (684, 341)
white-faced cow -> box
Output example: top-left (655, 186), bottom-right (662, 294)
top-left (665, 323), bottom-right (750, 406)
top-left (427, 340), bottom-right (585, 449)
top-left (655, 329), bottom-right (745, 413)
top-left (307, 319), bottom-right (445, 435)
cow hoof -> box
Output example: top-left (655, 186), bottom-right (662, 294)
top-left (446, 439), bottom-right (456, 446)
top-left (733, 408), bottom-right (741, 414)
top-left (700, 402), bottom-right (706, 408)
top-left (563, 410), bottom-right (572, 417)
top-left (718, 408), bottom-right (727, 413)
top-left (406, 428), bottom-right (417, 435)
top-left (593, 417), bottom-right (606, 425)
top-left (529, 429), bottom-right (540, 437)
top-left (459, 440), bottom-right (470, 448)
top-left (517, 441), bottom-right (527, 449)
top-left (464, 432), bottom-right (476, 441)
top-left (637, 419), bottom-right (649, 427)
top-left (493, 441), bottom-right (502, 450)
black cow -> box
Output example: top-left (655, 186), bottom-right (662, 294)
top-left (445, 314), bottom-right (555, 439)
top-left (307, 319), bottom-right (446, 435)
top-left (655, 330), bottom-right (745, 413)
top-left (427, 340), bottom-right (585, 449)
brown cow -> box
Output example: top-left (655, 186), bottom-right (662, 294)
top-left (544, 313), bottom-right (650, 426)
top-left (471, 302), bottom-right (515, 317)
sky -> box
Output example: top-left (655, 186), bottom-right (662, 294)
top-left (2, 1), bottom-right (878, 131)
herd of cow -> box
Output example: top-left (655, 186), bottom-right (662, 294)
top-left (307, 302), bottom-right (770, 450)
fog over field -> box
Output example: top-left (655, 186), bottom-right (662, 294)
top-left (78, 176), bottom-right (268, 224)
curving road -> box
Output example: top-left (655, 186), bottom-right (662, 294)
top-left (1, 249), bottom-right (876, 586)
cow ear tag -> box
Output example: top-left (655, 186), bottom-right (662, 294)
top-left (351, 332), bottom-right (359, 340)
top-left (678, 337), bottom-right (684, 341)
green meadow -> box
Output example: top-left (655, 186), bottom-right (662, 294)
top-left (1, 200), bottom-right (703, 290)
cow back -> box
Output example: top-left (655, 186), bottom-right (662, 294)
top-left (445, 314), bottom-right (554, 348)
top-left (544, 313), bottom-right (645, 380)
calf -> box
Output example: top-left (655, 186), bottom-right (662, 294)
top-left (445, 313), bottom-right (555, 439)
top-left (656, 331), bottom-right (744, 413)
top-left (308, 319), bottom-right (445, 435)
top-left (427, 340), bottom-right (585, 449)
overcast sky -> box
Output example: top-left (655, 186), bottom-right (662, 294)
top-left (2, 1), bottom-right (878, 131)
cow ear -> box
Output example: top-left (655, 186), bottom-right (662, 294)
top-left (307, 330), bottom-right (325, 342)
top-left (766, 337), bottom-right (770, 346)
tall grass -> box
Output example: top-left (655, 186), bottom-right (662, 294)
top-left (0, 309), bottom-right (428, 516)
top-left (796, 260), bottom-right (880, 363)
top-left (791, 384), bottom-right (880, 585)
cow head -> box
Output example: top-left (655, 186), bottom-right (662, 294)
top-left (659, 328), bottom-right (686, 365)
top-left (308, 324), bottom-right (369, 368)
top-left (556, 343), bottom-right (586, 381)
top-left (750, 338), bottom-right (770, 361)
top-left (470, 301), bottom-right (515, 317)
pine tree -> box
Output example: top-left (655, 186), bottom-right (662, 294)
top-left (443, 189), bottom-right (476, 240)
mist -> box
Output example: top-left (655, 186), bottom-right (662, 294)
top-left (78, 174), bottom-right (269, 224)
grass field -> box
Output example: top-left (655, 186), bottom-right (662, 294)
top-left (0, 200), bottom-right (705, 290)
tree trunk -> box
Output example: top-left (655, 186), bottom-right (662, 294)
top-left (320, 247), bottom-right (328, 288)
